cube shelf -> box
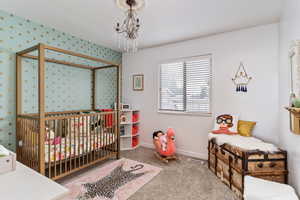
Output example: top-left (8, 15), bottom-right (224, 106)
top-left (120, 110), bottom-right (140, 150)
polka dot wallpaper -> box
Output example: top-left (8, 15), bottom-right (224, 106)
top-left (0, 10), bottom-right (122, 151)
top-left (95, 67), bottom-right (118, 109)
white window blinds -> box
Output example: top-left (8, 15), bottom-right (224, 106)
top-left (160, 62), bottom-right (184, 111)
top-left (159, 55), bottom-right (211, 114)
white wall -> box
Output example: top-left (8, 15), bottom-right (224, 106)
top-left (279, 0), bottom-right (300, 192)
top-left (122, 24), bottom-right (279, 159)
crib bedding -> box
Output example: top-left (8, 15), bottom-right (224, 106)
top-left (45, 133), bottom-right (115, 163)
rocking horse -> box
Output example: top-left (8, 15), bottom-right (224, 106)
top-left (153, 128), bottom-right (177, 163)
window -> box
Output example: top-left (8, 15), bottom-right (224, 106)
top-left (159, 55), bottom-right (211, 114)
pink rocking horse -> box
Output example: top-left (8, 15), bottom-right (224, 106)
top-left (153, 128), bottom-right (177, 163)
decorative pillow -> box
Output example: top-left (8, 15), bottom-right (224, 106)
top-left (212, 114), bottom-right (239, 135)
top-left (238, 120), bottom-right (256, 137)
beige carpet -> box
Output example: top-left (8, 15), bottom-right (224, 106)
top-left (122, 147), bottom-right (236, 200)
top-left (59, 147), bottom-right (236, 200)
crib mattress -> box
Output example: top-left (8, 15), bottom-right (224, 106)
top-left (45, 133), bottom-right (115, 163)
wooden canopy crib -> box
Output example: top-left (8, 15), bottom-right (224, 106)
top-left (15, 43), bottom-right (120, 180)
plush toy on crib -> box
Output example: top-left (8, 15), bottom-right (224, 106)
top-left (153, 128), bottom-right (177, 163)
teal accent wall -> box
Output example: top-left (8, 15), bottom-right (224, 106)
top-left (22, 59), bottom-right (94, 113)
top-left (95, 67), bottom-right (118, 109)
top-left (0, 10), bottom-right (122, 150)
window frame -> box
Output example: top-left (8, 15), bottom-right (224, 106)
top-left (158, 54), bottom-right (212, 116)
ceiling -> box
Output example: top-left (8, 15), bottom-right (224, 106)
top-left (0, 0), bottom-right (282, 51)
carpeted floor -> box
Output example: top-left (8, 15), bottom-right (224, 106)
top-left (59, 147), bottom-right (236, 200)
top-left (121, 147), bottom-right (236, 200)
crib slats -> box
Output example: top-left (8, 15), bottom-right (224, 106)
top-left (84, 116), bottom-right (87, 164)
top-left (82, 116), bottom-right (85, 165)
top-left (69, 118), bottom-right (72, 171)
top-left (22, 119), bottom-right (26, 166)
top-left (114, 112), bottom-right (118, 154)
top-left (107, 116), bottom-right (110, 155)
top-left (88, 116), bottom-right (91, 163)
top-left (112, 112), bottom-right (115, 154)
top-left (104, 113), bottom-right (108, 157)
top-left (111, 112), bottom-right (114, 153)
top-left (17, 118), bottom-right (39, 172)
top-left (86, 116), bottom-right (88, 164)
top-left (23, 119), bottom-right (27, 166)
top-left (17, 111), bottom-right (119, 180)
top-left (97, 115), bottom-right (102, 158)
top-left (30, 120), bottom-right (33, 169)
top-left (21, 119), bottom-right (26, 165)
top-left (100, 114), bottom-right (104, 158)
top-left (64, 120), bottom-right (67, 173)
top-left (96, 114), bottom-right (100, 160)
top-left (34, 119), bottom-right (38, 170)
top-left (77, 117), bottom-right (80, 168)
top-left (54, 120), bottom-right (57, 177)
top-left (59, 120), bottom-right (62, 175)
top-left (86, 116), bottom-right (89, 164)
top-left (48, 121), bottom-right (51, 178)
top-left (30, 119), bottom-right (33, 167)
top-left (90, 116), bottom-right (98, 161)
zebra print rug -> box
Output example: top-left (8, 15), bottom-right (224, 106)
top-left (62, 158), bottom-right (162, 200)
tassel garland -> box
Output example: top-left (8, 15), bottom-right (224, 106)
top-left (236, 84), bottom-right (248, 93)
top-left (232, 62), bottom-right (252, 93)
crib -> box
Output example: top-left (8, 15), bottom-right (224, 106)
top-left (16, 44), bottom-right (121, 180)
top-left (17, 111), bottom-right (118, 180)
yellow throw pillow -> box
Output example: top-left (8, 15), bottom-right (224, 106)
top-left (238, 120), bottom-right (256, 137)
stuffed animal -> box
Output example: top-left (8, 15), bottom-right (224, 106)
top-left (153, 128), bottom-right (177, 161)
top-left (153, 130), bottom-right (167, 151)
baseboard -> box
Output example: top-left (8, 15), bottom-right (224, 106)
top-left (140, 142), bottom-right (208, 160)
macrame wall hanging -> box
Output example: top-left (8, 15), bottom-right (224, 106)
top-left (232, 62), bottom-right (252, 93)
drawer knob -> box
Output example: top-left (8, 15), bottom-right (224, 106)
top-left (257, 163), bottom-right (264, 168)
top-left (269, 162), bottom-right (277, 168)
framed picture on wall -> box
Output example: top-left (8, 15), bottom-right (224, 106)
top-left (133, 74), bottom-right (144, 91)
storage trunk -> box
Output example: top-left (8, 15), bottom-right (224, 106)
top-left (208, 138), bottom-right (288, 199)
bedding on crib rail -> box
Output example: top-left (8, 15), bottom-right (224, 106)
top-left (44, 114), bottom-right (116, 163)
top-left (45, 132), bottom-right (115, 163)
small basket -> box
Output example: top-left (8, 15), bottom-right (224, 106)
top-left (132, 125), bottom-right (139, 135)
top-left (285, 107), bottom-right (300, 134)
top-left (132, 113), bottom-right (139, 122)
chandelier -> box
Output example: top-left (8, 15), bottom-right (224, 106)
top-left (115, 0), bottom-right (145, 53)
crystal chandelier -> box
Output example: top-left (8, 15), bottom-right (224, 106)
top-left (115, 0), bottom-right (145, 53)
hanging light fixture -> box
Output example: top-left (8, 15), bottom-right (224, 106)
top-left (115, 0), bottom-right (145, 53)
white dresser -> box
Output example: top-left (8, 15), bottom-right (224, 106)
top-left (0, 162), bottom-right (69, 200)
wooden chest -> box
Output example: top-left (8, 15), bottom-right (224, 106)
top-left (208, 138), bottom-right (288, 199)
